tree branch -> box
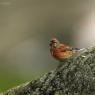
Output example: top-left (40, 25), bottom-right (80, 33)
top-left (2, 46), bottom-right (95, 95)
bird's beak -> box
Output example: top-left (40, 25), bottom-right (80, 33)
top-left (49, 43), bottom-right (52, 46)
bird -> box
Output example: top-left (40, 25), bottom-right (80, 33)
top-left (49, 37), bottom-right (81, 62)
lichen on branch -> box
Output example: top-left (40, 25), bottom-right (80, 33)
top-left (3, 46), bottom-right (95, 95)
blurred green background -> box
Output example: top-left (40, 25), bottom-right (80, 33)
top-left (0, 0), bottom-right (95, 92)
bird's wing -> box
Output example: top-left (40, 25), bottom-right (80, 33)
top-left (58, 44), bottom-right (72, 52)
top-left (58, 44), bottom-right (80, 52)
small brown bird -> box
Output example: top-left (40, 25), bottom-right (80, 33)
top-left (49, 37), bottom-right (79, 62)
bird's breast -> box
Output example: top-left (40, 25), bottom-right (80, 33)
top-left (50, 48), bottom-right (73, 59)
top-left (51, 48), bottom-right (62, 57)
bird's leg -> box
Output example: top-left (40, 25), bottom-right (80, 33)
top-left (57, 63), bottom-right (63, 69)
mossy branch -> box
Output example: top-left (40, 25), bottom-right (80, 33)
top-left (2, 46), bottom-right (95, 95)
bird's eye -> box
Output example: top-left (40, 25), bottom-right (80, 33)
top-left (49, 43), bottom-right (52, 46)
top-left (53, 42), bottom-right (57, 47)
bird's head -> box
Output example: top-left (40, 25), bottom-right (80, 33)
top-left (49, 37), bottom-right (60, 48)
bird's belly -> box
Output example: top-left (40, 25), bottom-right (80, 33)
top-left (53, 50), bottom-right (73, 59)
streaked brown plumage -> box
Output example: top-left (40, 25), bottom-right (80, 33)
top-left (49, 37), bottom-right (79, 61)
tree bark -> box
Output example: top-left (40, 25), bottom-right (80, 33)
top-left (2, 46), bottom-right (95, 95)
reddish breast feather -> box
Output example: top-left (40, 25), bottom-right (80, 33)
top-left (50, 48), bottom-right (61, 57)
